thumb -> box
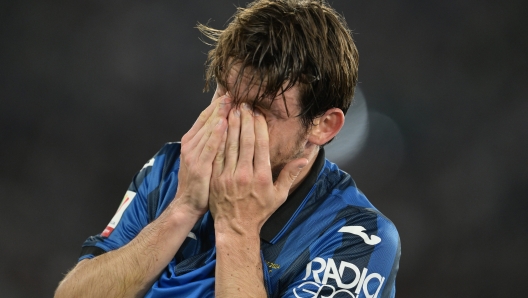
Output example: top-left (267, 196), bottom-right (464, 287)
top-left (274, 158), bottom-right (309, 199)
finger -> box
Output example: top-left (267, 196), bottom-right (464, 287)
top-left (191, 118), bottom-right (226, 165)
top-left (186, 95), bottom-right (231, 151)
top-left (274, 158), bottom-right (309, 203)
top-left (181, 98), bottom-right (219, 144)
top-left (197, 118), bottom-right (228, 169)
top-left (212, 127), bottom-right (228, 177)
top-left (182, 94), bottom-right (231, 144)
top-left (253, 109), bottom-right (271, 173)
top-left (237, 102), bottom-right (255, 171)
top-left (224, 107), bottom-right (241, 174)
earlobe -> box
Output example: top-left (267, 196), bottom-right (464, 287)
top-left (307, 108), bottom-right (345, 145)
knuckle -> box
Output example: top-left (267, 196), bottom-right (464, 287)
top-left (288, 172), bottom-right (298, 181)
top-left (229, 113), bottom-right (239, 124)
top-left (198, 110), bottom-right (209, 122)
top-left (214, 155), bottom-right (225, 165)
top-left (236, 173), bottom-right (251, 185)
top-left (215, 152), bottom-right (225, 161)
top-left (204, 144), bottom-right (215, 153)
top-left (255, 172), bottom-right (269, 184)
top-left (227, 144), bottom-right (239, 153)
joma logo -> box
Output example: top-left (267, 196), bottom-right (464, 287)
top-left (338, 226), bottom-right (381, 245)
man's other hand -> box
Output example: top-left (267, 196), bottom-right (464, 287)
top-left (172, 94), bottom-right (232, 217)
top-left (209, 103), bottom-right (308, 235)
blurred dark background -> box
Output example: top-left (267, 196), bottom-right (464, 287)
top-left (1, 0), bottom-right (527, 297)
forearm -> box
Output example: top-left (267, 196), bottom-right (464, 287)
top-left (55, 204), bottom-right (201, 298)
top-left (215, 228), bottom-right (267, 298)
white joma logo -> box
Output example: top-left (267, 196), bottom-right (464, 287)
top-left (338, 226), bottom-right (381, 245)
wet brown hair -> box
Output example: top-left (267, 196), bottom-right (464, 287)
top-left (198, 0), bottom-right (359, 130)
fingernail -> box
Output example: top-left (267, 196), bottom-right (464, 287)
top-left (254, 109), bottom-right (261, 116)
top-left (298, 160), bottom-right (308, 169)
top-left (242, 102), bottom-right (251, 110)
top-left (234, 109), bottom-right (240, 117)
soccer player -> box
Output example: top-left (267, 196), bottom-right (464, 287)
top-left (55, 0), bottom-right (400, 297)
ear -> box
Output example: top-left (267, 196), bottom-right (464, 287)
top-left (307, 108), bottom-right (345, 146)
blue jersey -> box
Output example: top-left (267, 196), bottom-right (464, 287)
top-left (80, 143), bottom-right (400, 297)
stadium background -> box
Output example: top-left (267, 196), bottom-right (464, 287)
top-left (1, 0), bottom-right (527, 297)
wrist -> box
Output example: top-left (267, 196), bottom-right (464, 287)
top-left (170, 193), bottom-right (208, 217)
top-left (215, 221), bottom-right (261, 252)
top-left (215, 230), bottom-right (261, 258)
top-left (163, 199), bottom-right (204, 230)
top-left (214, 216), bottom-right (261, 237)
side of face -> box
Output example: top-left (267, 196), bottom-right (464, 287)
top-left (210, 64), bottom-right (345, 179)
top-left (215, 73), bottom-right (308, 179)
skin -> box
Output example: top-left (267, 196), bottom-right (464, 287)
top-left (214, 66), bottom-right (314, 183)
top-left (55, 64), bottom-right (345, 297)
top-left (210, 102), bottom-right (308, 297)
top-left (55, 95), bottom-right (233, 298)
top-left (210, 65), bottom-right (346, 297)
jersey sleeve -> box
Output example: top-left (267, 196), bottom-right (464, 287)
top-left (282, 211), bottom-right (400, 298)
top-left (78, 143), bottom-right (182, 261)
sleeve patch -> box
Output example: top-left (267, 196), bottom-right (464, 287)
top-left (101, 190), bottom-right (137, 237)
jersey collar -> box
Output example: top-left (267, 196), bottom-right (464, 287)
top-left (260, 148), bottom-right (326, 243)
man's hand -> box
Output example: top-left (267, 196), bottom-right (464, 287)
top-left (210, 103), bottom-right (307, 297)
top-left (209, 102), bottom-right (308, 234)
top-left (55, 95), bottom-right (233, 298)
top-left (171, 94), bottom-right (232, 217)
